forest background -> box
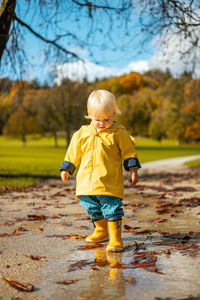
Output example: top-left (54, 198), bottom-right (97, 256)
top-left (1, 70), bottom-right (200, 146)
top-left (0, 69), bottom-right (200, 191)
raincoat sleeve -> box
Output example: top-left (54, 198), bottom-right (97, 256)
top-left (117, 129), bottom-right (141, 171)
top-left (60, 130), bottom-right (82, 175)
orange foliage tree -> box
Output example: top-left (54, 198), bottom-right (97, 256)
top-left (183, 80), bottom-right (200, 141)
top-left (118, 72), bottom-right (143, 94)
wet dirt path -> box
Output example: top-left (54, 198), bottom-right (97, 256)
top-left (0, 165), bottom-right (200, 300)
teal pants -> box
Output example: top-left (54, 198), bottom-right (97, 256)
top-left (80, 195), bottom-right (124, 221)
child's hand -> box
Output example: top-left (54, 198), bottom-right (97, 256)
top-left (61, 170), bottom-right (69, 183)
top-left (128, 167), bottom-right (139, 186)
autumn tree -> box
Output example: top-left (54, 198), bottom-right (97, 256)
top-left (118, 73), bottom-right (143, 94)
top-left (96, 78), bottom-right (123, 97)
top-left (3, 110), bottom-right (41, 146)
top-left (37, 89), bottom-right (61, 147)
top-left (183, 80), bottom-right (200, 141)
top-left (0, 79), bottom-right (18, 134)
top-left (51, 79), bottom-right (88, 146)
top-left (2, 81), bottom-right (42, 145)
top-left (149, 106), bottom-right (167, 142)
top-left (116, 88), bottom-right (155, 136)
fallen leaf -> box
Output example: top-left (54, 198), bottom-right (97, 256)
top-left (171, 186), bottom-right (196, 192)
top-left (0, 227), bottom-right (28, 237)
top-left (27, 215), bottom-right (46, 221)
top-left (75, 225), bottom-right (90, 230)
top-left (3, 277), bottom-right (34, 292)
top-left (145, 266), bottom-right (164, 274)
top-left (78, 244), bottom-right (104, 250)
top-left (110, 263), bottom-right (133, 269)
top-left (126, 274), bottom-right (135, 285)
top-left (46, 234), bottom-right (86, 240)
top-left (91, 265), bottom-right (99, 270)
top-left (148, 218), bottom-right (168, 223)
top-left (124, 225), bottom-right (135, 232)
top-left (52, 192), bottom-right (66, 197)
top-left (68, 260), bottom-right (93, 272)
top-left (134, 230), bottom-right (152, 235)
top-left (24, 254), bottom-right (46, 261)
top-left (56, 279), bottom-right (80, 285)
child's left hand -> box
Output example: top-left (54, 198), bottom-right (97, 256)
top-left (128, 167), bottom-right (139, 186)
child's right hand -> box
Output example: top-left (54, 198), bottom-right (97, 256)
top-left (61, 170), bottom-right (69, 183)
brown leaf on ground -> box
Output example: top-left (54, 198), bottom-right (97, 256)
top-left (91, 265), bottom-right (99, 270)
top-left (68, 260), bottom-right (93, 272)
top-left (145, 266), bottom-right (164, 274)
top-left (0, 227), bottom-right (28, 237)
top-left (180, 197), bottom-right (200, 207)
top-left (56, 279), bottom-right (81, 285)
top-left (126, 274), bottom-right (135, 285)
top-left (134, 230), bottom-right (152, 235)
top-left (46, 234), bottom-right (86, 240)
top-left (110, 262), bottom-right (131, 269)
top-left (52, 191), bottom-right (66, 197)
top-left (171, 186), bottom-right (196, 192)
top-left (124, 225), bottom-right (136, 232)
top-left (75, 225), bottom-right (90, 230)
top-left (3, 277), bottom-right (34, 292)
top-left (27, 215), bottom-right (46, 221)
top-left (78, 244), bottom-right (104, 250)
top-left (135, 262), bottom-right (155, 268)
top-left (148, 218), bottom-right (168, 223)
top-left (24, 254), bottom-right (46, 261)
top-left (38, 227), bottom-right (44, 232)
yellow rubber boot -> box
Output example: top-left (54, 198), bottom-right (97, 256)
top-left (106, 219), bottom-right (123, 252)
top-left (86, 219), bottom-right (108, 243)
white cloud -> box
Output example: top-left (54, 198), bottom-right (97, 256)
top-left (54, 23), bottom-right (200, 85)
top-left (149, 26), bottom-right (200, 78)
top-left (54, 59), bottom-right (149, 85)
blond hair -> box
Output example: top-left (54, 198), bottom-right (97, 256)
top-left (86, 89), bottom-right (117, 119)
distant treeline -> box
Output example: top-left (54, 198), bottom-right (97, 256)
top-left (0, 70), bottom-right (199, 146)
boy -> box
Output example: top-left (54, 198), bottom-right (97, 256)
top-left (60, 89), bottom-right (141, 252)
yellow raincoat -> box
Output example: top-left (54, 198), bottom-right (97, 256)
top-left (62, 122), bottom-right (140, 199)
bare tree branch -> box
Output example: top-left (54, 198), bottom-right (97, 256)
top-left (0, 0), bottom-right (200, 79)
top-left (13, 14), bottom-right (81, 61)
top-left (71, 0), bottom-right (132, 11)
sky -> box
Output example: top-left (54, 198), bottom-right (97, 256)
top-left (1, 0), bottom-right (200, 84)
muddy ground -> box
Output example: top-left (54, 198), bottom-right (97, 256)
top-left (0, 162), bottom-right (200, 300)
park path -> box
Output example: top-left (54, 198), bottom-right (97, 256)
top-left (141, 154), bottom-right (200, 172)
top-left (0, 156), bottom-right (200, 300)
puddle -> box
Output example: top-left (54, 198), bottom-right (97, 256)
top-left (32, 190), bottom-right (200, 300)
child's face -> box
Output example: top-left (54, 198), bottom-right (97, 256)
top-left (90, 113), bottom-right (115, 131)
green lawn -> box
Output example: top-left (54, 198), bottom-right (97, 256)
top-left (136, 138), bottom-right (200, 163)
top-left (0, 136), bottom-right (200, 189)
top-left (184, 159), bottom-right (200, 169)
top-left (0, 136), bottom-right (66, 177)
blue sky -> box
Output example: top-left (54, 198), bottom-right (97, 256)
top-left (1, 0), bottom-right (200, 84)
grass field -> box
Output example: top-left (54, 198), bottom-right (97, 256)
top-left (0, 135), bottom-right (200, 189)
top-left (185, 159), bottom-right (200, 169)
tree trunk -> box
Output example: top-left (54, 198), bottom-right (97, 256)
top-left (22, 133), bottom-right (26, 147)
top-left (53, 130), bottom-right (58, 148)
top-left (0, 0), bottom-right (16, 62)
